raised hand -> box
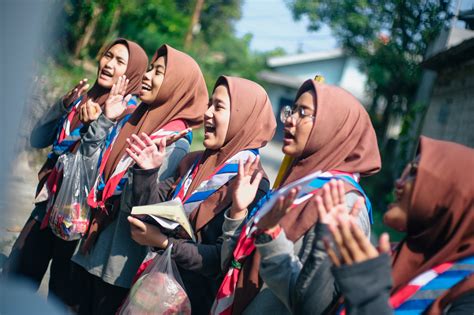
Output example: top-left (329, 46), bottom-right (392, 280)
top-left (165, 128), bottom-right (192, 146)
top-left (325, 214), bottom-right (391, 267)
top-left (256, 186), bottom-right (300, 232)
top-left (127, 216), bottom-right (169, 249)
top-left (79, 99), bottom-right (102, 124)
top-left (126, 133), bottom-right (166, 170)
top-left (104, 75), bottom-right (131, 121)
top-left (62, 78), bottom-right (89, 108)
top-left (316, 179), bottom-right (364, 226)
top-left (229, 156), bottom-right (263, 219)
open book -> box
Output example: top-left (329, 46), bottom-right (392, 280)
top-left (131, 199), bottom-right (196, 242)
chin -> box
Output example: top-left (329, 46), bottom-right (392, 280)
top-left (97, 78), bottom-right (113, 88)
top-left (282, 145), bottom-right (299, 157)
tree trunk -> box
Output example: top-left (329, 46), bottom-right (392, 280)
top-left (74, 4), bottom-right (103, 58)
top-left (97, 6), bottom-right (122, 59)
top-left (184, 0), bottom-right (205, 50)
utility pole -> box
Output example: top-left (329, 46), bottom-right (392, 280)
top-left (184, 0), bottom-right (204, 50)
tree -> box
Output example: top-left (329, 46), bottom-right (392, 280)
top-left (286, 0), bottom-right (452, 144)
top-left (286, 0), bottom-right (453, 236)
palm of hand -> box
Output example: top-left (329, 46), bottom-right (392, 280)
top-left (104, 95), bottom-right (126, 120)
top-left (232, 175), bottom-right (259, 211)
top-left (136, 145), bottom-right (164, 169)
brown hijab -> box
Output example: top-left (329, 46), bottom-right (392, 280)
top-left (36, 38), bottom-right (147, 196)
top-left (102, 44), bottom-right (209, 182)
top-left (391, 136), bottom-right (474, 313)
top-left (233, 79), bottom-right (381, 314)
top-left (279, 79), bottom-right (381, 241)
top-left (69, 38), bottom-right (148, 131)
top-left (185, 76), bottom-right (276, 231)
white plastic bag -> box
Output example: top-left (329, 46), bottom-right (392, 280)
top-left (119, 244), bottom-right (191, 315)
top-left (48, 150), bottom-right (97, 240)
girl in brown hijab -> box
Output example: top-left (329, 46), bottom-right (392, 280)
top-left (212, 79), bottom-right (381, 315)
top-left (325, 136), bottom-right (474, 314)
top-left (71, 44), bottom-right (208, 315)
top-left (127, 76), bottom-right (276, 314)
top-left (5, 38), bottom-right (147, 305)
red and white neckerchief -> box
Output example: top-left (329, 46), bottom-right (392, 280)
top-left (87, 119), bottom-right (188, 211)
top-left (211, 170), bottom-right (360, 315)
top-left (172, 150), bottom-right (258, 216)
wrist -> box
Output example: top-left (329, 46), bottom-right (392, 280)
top-left (254, 225), bottom-right (282, 244)
top-left (229, 204), bottom-right (248, 220)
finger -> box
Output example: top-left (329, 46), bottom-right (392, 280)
top-left (283, 187), bottom-right (299, 212)
top-left (158, 137), bottom-right (166, 154)
top-left (323, 237), bottom-right (341, 267)
top-left (78, 83), bottom-right (90, 96)
top-left (330, 180), bottom-right (340, 206)
top-left (322, 183), bottom-right (334, 211)
top-left (378, 233), bottom-right (391, 255)
top-left (243, 157), bottom-right (252, 176)
top-left (127, 216), bottom-right (147, 232)
top-left (315, 195), bottom-right (327, 221)
top-left (123, 94), bottom-right (132, 105)
top-left (141, 133), bottom-right (155, 147)
top-left (349, 197), bottom-right (364, 218)
top-left (349, 218), bottom-right (378, 258)
top-left (238, 158), bottom-right (244, 179)
top-left (249, 155), bottom-right (260, 174)
top-left (337, 180), bottom-right (346, 206)
top-left (131, 134), bottom-right (147, 150)
top-left (337, 214), bottom-right (365, 263)
top-left (110, 81), bottom-right (117, 96)
top-left (250, 170), bottom-right (263, 186)
top-left (125, 148), bottom-right (141, 164)
top-left (328, 222), bottom-right (353, 265)
top-left (126, 137), bottom-right (143, 153)
top-left (121, 78), bottom-right (129, 95)
top-left (81, 105), bottom-right (89, 122)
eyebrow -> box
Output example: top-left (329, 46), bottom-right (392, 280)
top-left (294, 103), bottom-right (312, 110)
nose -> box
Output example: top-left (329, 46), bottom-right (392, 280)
top-left (143, 71), bottom-right (151, 82)
top-left (204, 105), bottom-right (214, 120)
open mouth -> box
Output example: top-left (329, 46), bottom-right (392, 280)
top-left (204, 123), bottom-right (216, 134)
top-left (283, 130), bottom-right (295, 140)
top-left (100, 68), bottom-right (113, 78)
top-left (141, 83), bottom-right (152, 91)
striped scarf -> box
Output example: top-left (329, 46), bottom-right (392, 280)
top-left (390, 256), bottom-right (474, 314)
top-left (172, 149), bottom-right (258, 216)
top-left (211, 171), bottom-right (370, 315)
top-left (49, 97), bottom-right (85, 158)
top-left (40, 96), bottom-right (139, 229)
top-left (87, 119), bottom-right (190, 210)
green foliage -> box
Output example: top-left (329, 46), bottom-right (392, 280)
top-left (286, 0), bottom-right (453, 237)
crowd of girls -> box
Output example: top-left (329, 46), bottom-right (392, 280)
top-left (3, 37), bottom-right (473, 315)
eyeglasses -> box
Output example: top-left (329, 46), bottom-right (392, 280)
top-left (280, 105), bottom-right (315, 124)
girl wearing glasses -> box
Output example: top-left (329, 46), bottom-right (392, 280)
top-left (212, 79), bottom-right (381, 314)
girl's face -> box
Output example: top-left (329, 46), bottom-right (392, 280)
top-left (140, 56), bottom-right (166, 103)
top-left (203, 84), bottom-right (231, 150)
top-left (281, 90), bottom-right (316, 157)
top-left (97, 44), bottom-right (129, 88)
top-left (383, 156), bottom-right (420, 232)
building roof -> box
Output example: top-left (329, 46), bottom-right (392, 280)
top-left (258, 70), bottom-right (305, 89)
top-left (267, 48), bottom-right (344, 67)
top-left (423, 37), bottom-right (474, 70)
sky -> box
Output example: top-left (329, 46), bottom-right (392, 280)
top-left (235, 0), bottom-right (339, 54)
top-left (235, 0), bottom-right (474, 54)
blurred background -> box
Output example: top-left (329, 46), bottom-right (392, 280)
top-left (1, 0), bottom-right (473, 296)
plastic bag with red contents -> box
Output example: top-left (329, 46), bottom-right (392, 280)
top-left (118, 244), bottom-right (191, 315)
